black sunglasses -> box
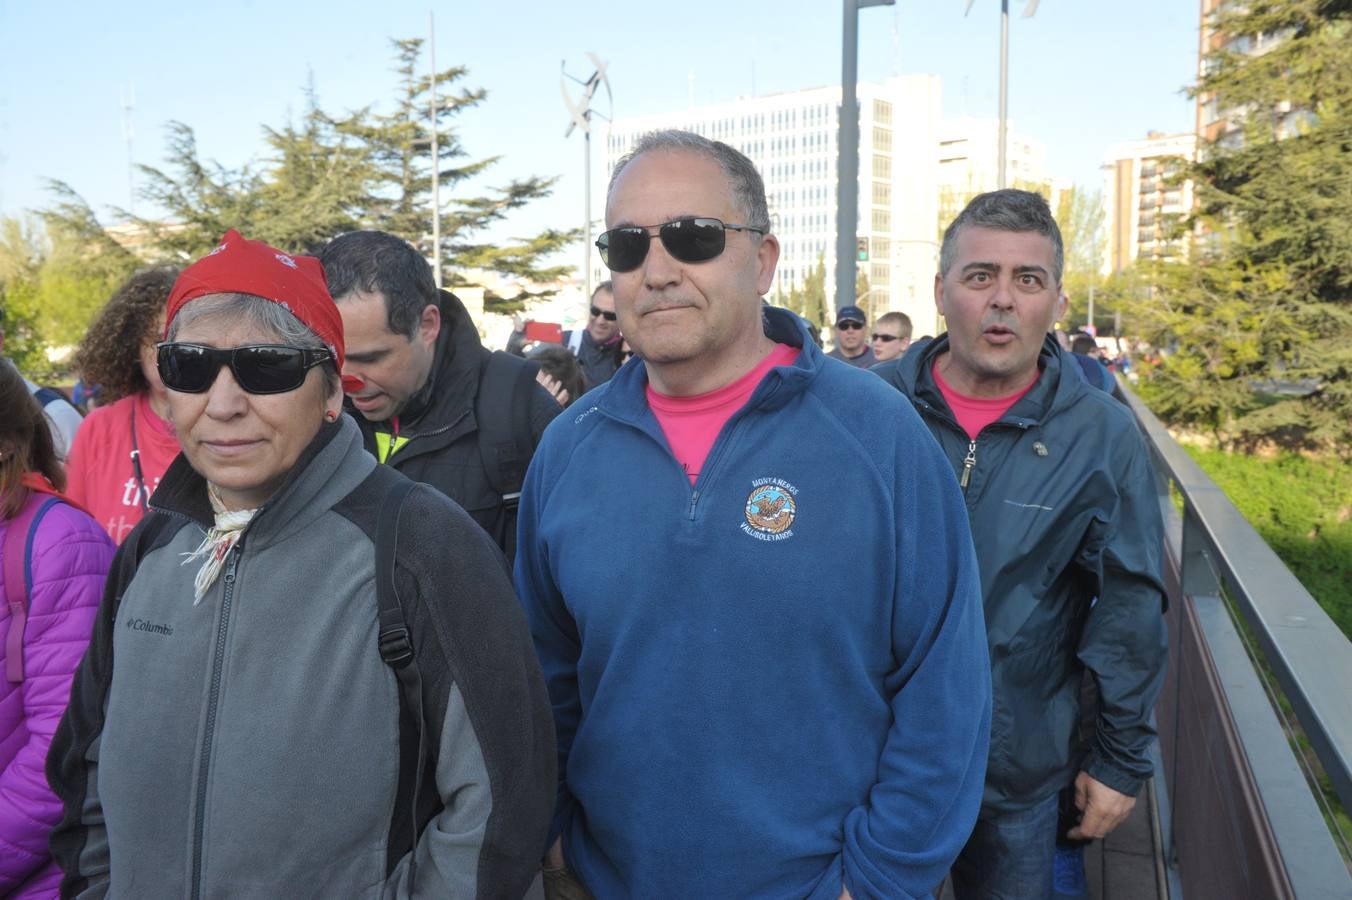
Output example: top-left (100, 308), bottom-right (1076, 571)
top-left (596, 217), bottom-right (765, 273)
top-left (836, 320), bottom-right (865, 331)
top-left (871, 333), bottom-right (899, 342)
top-left (590, 305), bottom-right (618, 322)
top-left (157, 342), bottom-right (334, 395)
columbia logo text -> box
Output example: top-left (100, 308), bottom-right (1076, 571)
top-left (126, 617), bottom-right (174, 636)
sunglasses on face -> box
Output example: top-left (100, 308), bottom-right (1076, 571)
top-left (157, 342), bottom-right (334, 395)
top-left (836, 320), bottom-right (865, 331)
top-left (596, 217), bottom-right (766, 273)
top-left (590, 306), bottom-right (618, 322)
top-left (872, 333), bottom-right (900, 342)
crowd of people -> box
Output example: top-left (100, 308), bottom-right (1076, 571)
top-left (0, 129), bottom-right (1165, 900)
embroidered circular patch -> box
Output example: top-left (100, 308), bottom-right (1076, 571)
top-left (744, 484), bottom-right (796, 535)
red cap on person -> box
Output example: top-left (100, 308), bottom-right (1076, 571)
top-left (165, 229), bottom-right (363, 391)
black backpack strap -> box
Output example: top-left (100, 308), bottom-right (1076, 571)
top-left (375, 476), bottom-right (427, 889)
top-left (476, 350), bottom-right (537, 506)
top-left (476, 351), bottom-right (540, 559)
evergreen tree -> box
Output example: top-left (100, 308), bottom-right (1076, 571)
top-left (103, 37), bottom-right (577, 292)
top-left (1126, 0), bottom-right (1352, 450)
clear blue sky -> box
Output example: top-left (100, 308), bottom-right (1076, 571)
top-left (0, 0), bottom-right (1199, 251)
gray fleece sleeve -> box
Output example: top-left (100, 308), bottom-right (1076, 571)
top-left (384, 684), bottom-right (490, 898)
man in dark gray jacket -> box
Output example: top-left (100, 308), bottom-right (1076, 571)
top-left (873, 189), bottom-right (1167, 900)
top-left (321, 231), bottom-right (559, 563)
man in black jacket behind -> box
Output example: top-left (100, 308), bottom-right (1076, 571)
top-left (873, 189), bottom-right (1167, 900)
top-left (321, 231), bottom-right (559, 563)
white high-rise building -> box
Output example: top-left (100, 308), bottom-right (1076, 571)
top-left (605, 76), bottom-right (943, 333)
top-left (936, 117), bottom-right (1053, 233)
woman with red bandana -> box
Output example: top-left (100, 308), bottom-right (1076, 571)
top-left (48, 231), bottom-right (552, 898)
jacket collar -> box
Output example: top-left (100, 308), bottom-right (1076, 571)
top-left (149, 415), bottom-right (376, 550)
top-left (596, 305), bottom-right (818, 427)
top-left (881, 332), bottom-right (1084, 427)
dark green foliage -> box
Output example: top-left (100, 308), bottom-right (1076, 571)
top-left (774, 254), bottom-right (829, 331)
top-left (1126, 1), bottom-right (1352, 451)
top-left (83, 38), bottom-right (576, 282)
top-left (1186, 446), bottom-right (1352, 639)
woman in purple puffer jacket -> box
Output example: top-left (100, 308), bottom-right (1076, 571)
top-left (1, 364), bottom-right (115, 898)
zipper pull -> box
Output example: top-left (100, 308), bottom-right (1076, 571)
top-left (960, 440), bottom-right (977, 490)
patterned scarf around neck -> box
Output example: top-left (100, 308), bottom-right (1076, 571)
top-left (181, 483), bottom-right (258, 604)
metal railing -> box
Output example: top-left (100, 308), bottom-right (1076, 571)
top-left (1122, 385), bottom-right (1352, 898)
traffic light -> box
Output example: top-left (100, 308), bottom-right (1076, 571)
top-left (856, 238), bottom-right (869, 262)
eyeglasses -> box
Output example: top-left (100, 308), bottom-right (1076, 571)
top-left (871, 333), bottom-right (899, 342)
top-left (157, 342), bottom-right (333, 395)
top-left (836, 320), bottom-right (865, 331)
top-left (596, 217), bottom-right (765, 273)
top-left (590, 306), bottom-right (618, 322)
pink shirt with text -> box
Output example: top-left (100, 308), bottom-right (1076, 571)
top-left (647, 343), bottom-right (801, 485)
top-left (64, 393), bottom-right (181, 543)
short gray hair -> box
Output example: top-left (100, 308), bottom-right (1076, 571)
top-left (166, 293), bottom-right (340, 395)
top-left (939, 189), bottom-right (1064, 284)
top-left (608, 130), bottom-right (772, 234)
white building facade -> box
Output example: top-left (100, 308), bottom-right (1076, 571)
top-left (605, 76), bottom-right (943, 334)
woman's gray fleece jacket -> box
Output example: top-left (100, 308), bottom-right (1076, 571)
top-left (47, 417), bottom-right (555, 899)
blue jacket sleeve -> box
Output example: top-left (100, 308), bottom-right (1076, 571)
top-left (513, 439), bottom-right (581, 847)
top-left (839, 420), bottom-right (992, 900)
top-left (1076, 427), bottom-right (1168, 796)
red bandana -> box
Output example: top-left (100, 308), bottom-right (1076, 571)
top-left (165, 229), bottom-right (361, 391)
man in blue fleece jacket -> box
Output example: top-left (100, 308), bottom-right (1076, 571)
top-left (515, 129), bottom-right (992, 900)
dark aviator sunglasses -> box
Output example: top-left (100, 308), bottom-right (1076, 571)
top-left (596, 217), bottom-right (765, 273)
top-left (590, 305), bottom-right (618, 322)
top-left (157, 342), bottom-right (334, 395)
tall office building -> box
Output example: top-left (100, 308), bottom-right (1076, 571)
top-left (936, 116), bottom-right (1053, 233)
top-left (1101, 131), bottom-right (1197, 274)
top-left (605, 76), bottom-right (942, 332)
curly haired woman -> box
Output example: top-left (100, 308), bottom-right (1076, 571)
top-left (65, 267), bottom-right (181, 542)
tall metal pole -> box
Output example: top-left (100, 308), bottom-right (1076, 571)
top-left (835, 0), bottom-right (861, 315)
top-left (583, 128), bottom-right (592, 302)
top-left (428, 11), bottom-right (442, 289)
top-left (998, 0), bottom-right (1009, 189)
top-left (563, 55), bottom-right (611, 305)
top-left (834, 0), bottom-right (894, 315)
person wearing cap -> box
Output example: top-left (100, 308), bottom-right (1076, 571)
top-left (827, 305), bottom-right (876, 368)
top-left (516, 129), bottom-right (989, 899)
top-left (47, 230), bottom-right (554, 899)
top-left (319, 231), bottom-right (559, 564)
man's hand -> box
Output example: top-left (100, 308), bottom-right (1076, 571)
top-left (544, 836), bottom-right (566, 870)
top-left (1066, 771), bottom-right (1135, 840)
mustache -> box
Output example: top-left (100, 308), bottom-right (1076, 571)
top-left (982, 316), bottom-right (1018, 334)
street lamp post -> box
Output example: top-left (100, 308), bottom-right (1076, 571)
top-left (966, 0), bottom-right (1040, 189)
top-left (562, 54), bottom-right (612, 303)
top-left (836, 0), bottom-right (895, 317)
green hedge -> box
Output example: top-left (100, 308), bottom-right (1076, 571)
top-left (1185, 447), bottom-right (1352, 640)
